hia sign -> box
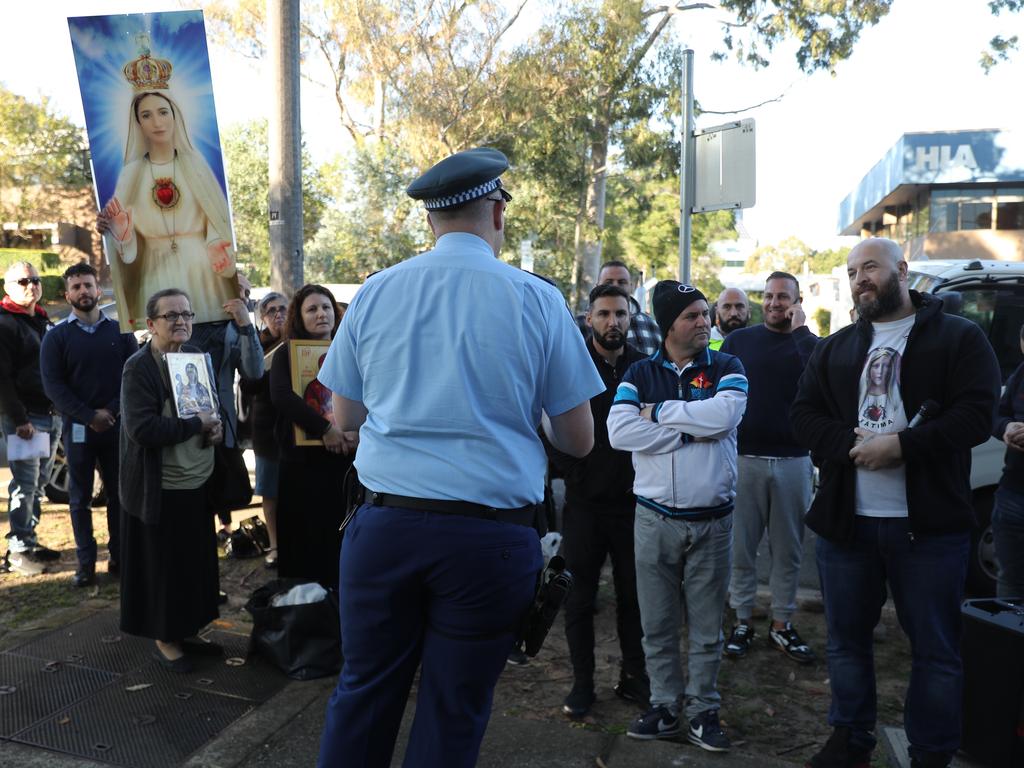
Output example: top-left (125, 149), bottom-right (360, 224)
top-left (913, 144), bottom-right (979, 173)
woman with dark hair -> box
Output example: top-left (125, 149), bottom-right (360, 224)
top-left (119, 289), bottom-right (224, 672)
top-left (269, 284), bottom-right (350, 587)
top-left (239, 291), bottom-right (289, 567)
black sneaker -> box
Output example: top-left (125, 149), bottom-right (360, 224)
top-left (724, 622), bottom-right (755, 658)
top-left (613, 671), bottom-right (651, 708)
top-left (627, 705), bottom-right (680, 740)
top-left (688, 709), bottom-right (731, 752)
top-left (769, 622), bottom-right (816, 664)
top-left (806, 727), bottom-right (872, 768)
top-left (30, 544), bottom-right (61, 562)
top-left (506, 646), bottom-right (529, 666)
top-left (561, 681), bottom-right (595, 718)
top-left (72, 565), bottom-right (96, 588)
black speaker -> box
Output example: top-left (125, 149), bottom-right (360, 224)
top-left (961, 598), bottom-right (1024, 768)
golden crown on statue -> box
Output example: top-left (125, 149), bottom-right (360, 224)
top-left (122, 33), bottom-right (172, 91)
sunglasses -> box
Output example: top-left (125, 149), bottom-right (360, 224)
top-left (15, 277), bottom-right (41, 287)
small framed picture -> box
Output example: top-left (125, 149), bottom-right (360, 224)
top-left (290, 339), bottom-right (333, 446)
top-left (165, 352), bottom-right (218, 418)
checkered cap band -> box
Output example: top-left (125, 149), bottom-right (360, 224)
top-left (423, 178), bottom-right (500, 210)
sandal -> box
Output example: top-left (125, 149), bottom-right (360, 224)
top-left (264, 548), bottom-right (278, 569)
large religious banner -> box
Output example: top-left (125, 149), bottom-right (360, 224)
top-left (68, 11), bottom-right (240, 330)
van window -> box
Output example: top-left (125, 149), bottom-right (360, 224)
top-left (950, 288), bottom-right (1024, 382)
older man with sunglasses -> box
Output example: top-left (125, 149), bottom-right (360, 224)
top-left (0, 262), bottom-right (62, 575)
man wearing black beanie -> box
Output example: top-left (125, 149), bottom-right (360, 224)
top-left (608, 280), bottom-right (747, 753)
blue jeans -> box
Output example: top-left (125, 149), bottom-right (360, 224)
top-left (66, 425), bottom-right (120, 568)
top-left (633, 504), bottom-right (732, 719)
top-left (816, 517), bottom-right (968, 763)
top-left (317, 504), bottom-right (541, 768)
top-left (4, 413), bottom-right (61, 552)
top-left (992, 485), bottom-right (1024, 598)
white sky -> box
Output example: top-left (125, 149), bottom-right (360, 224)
top-left (2, 0), bottom-right (1023, 249)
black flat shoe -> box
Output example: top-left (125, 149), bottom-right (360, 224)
top-left (152, 647), bottom-right (193, 674)
top-left (72, 568), bottom-right (96, 588)
top-left (182, 637), bottom-right (223, 657)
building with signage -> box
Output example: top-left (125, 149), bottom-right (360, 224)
top-left (837, 129), bottom-right (1024, 261)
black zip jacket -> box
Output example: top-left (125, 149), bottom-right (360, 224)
top-left (546, 338), bottom-right (642, 512)
top-left (790, 291), bottom-right (999, 543)
top-left (0, 303), bottom-right (52, 424)
top-left (993, 361), bottom-right (1024, 495)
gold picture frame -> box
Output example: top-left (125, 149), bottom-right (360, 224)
top-left (290, 339), bottom-right (333, 446)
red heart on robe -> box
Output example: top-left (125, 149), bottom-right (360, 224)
top-left (156, 185), bottom-right (174, 206)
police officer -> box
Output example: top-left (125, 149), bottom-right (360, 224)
top-left (315, 147), bottom-right (604, 768)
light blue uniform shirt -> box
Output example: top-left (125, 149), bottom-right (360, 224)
top-left (318, 232), bottom-right (604, 508)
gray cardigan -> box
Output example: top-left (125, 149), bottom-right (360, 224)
top-left (119, 342), bottom-right (205, 525)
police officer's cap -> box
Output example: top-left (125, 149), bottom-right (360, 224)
top-left (407, 147), bottom-right (513, 211)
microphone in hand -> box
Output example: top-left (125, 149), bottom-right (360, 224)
top-left (907, 399), bottom-right (940, 429)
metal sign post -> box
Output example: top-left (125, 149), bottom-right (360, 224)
top-left (678, 49), bottom-right (695, 285)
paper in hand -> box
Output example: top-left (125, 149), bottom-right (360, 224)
top-left (6, 432), bottom-right (50, 461)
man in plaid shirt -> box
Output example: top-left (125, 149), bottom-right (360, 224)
top-left (576, 261), bottom-right (661, 357)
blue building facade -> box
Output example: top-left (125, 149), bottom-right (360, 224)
top-left (838, 130), bottom-right (1024, 261)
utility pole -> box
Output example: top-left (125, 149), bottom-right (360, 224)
top-left (267, 0), bottom-right (303, 295)
top-left (678, 48), bottom-right (694, 285)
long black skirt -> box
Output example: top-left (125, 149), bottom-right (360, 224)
top-left (120, 486), bottom-right (219, 642)
top-left (277, 450), bottom-right (350, 589)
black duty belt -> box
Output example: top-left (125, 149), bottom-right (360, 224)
top-left (363, 489), bottom-right (539, 529)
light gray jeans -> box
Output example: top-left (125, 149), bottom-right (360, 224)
top-left (634, 503), bottom-right (732, 719)
top-left (728, 455), bottom-right (813, 624)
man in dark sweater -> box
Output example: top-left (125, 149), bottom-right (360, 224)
top-left (791, 238), bottom-right (999, 768)
top-left (721, 271), bottom-right (818, 664)
top-left (0, 261), bottom-right (60, 575)
top-left (40, 263), bottom-right (139, 586)
top-left (549, 284), bottom-right (648, 718)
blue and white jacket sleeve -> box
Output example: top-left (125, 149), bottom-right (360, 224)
top-left (607, 365), bottom-right (684, 455)
top-left (650, 357), bottom-right (748, 437)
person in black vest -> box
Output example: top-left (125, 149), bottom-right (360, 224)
top-left (550, 284), bottom-right (648, 718)
top-left (40, 263), bottom-right (138, 586)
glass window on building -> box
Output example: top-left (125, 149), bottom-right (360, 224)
top-left (997, 200), bottom-right (1024, 230)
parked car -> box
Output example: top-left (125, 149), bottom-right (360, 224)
top-left (907, 259), bottom-right (1024, 595)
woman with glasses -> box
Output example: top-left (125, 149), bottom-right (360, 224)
top-left (239, 292), bottom-right (289, 567)
top-left (269, 284), bottom-right (350, 587)
top-left (119, 289), bottom-right (224, 673)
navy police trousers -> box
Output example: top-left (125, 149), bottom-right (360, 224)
top-left (317, 503), bottom-right (542, 768)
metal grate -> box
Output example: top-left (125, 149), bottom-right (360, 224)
top-left (7, 611), bottom-right (152, 675)
top-left (0, 654), bottom-right (116, 738)
top-left (12, 669), bottom-right (255, 768)
top-left (0, 610), bottom-right (292, 766)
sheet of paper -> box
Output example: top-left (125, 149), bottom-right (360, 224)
top-left (72, 423), bottom-right (87, 444)
top-left (6, 431), bottom-right (50, 461)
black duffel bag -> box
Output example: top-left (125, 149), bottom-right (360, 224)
top-left (245, 578), bottom-right (342, 680)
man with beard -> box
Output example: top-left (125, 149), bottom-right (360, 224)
top-left (40, 263), bottom-right (138, 586)
top-left (791, 238), bottom-right (999, 768)
top-left (576, 261), bottom-right (662, 357)
top-left (709, 287), bottom-right (749, 350)
top-left (549, 284), bottom-right (648, 718)
top-left (721, 272), bottom-right (818, 663)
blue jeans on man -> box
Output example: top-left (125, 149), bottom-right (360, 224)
top-left (992, 485), bottom-right (1024, 598)
top-left (4, 413), bottom-right (61, 553)
top-left (66, 424), bottom-right (121, 568)
top-left (816, 516), bottom-right (968, 764)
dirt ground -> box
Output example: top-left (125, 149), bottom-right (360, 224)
top-left (0, 499), bottom-right (913, 767)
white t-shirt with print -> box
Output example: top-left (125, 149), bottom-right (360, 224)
top-left (855, 314), bottom-right (915, 518)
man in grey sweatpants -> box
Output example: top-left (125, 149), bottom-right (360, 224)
top-left (720, 271), bottom-right (819, 663)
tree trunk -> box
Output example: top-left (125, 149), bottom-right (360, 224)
top-left (577, 119), bottom-right (609, 309)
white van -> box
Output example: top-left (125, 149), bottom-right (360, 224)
top-left (907, 259), bottom-right (1024, 595)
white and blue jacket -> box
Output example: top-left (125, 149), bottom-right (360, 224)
top-left (607, 347), bottom-right (747, 519)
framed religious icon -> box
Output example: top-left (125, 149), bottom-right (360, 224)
top-left (290, 340), bottom-right (334, 446)
top-left (68, 11), bottom-right (242, 330)
top-left (165, 352), bottom-right (218, 418)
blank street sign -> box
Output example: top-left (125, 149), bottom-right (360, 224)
top-left (694, 119), bottom-right (756, 212)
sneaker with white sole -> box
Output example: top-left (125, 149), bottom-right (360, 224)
top-left (769, 622), bottom-right (816, 664)
top-left (688, 709), bottom-right (731, 752)
top-left (724, 622), bottom-right (756, 658)
top-left (1, 551), bottom-right (46, 576)
top-left (627, 705), bottom-right (680, 740)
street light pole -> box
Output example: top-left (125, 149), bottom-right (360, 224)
top-left (678, 48), bottom-right (694, 284)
